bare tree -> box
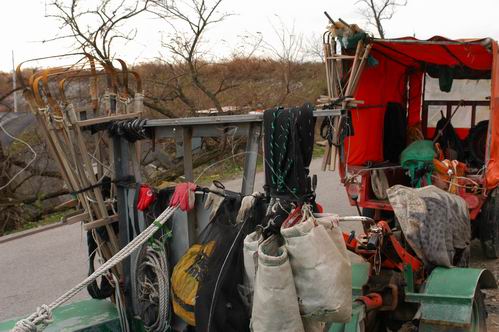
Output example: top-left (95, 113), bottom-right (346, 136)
top-left (142, 60), bottom-right (198, 115)
top-left (304, 32), bottom-right (325, 63)
top-left (155, 0), bottom-right (236, 113)
top-left (356, 0), bottom-right (408, 38)
top-left (47, 0), bottom-right (152, 63)
top-left (261, 17), bottom-right (304, 105)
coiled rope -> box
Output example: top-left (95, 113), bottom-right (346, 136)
top-left (12, 205), bottom-right (178, 332)
top-left (136, 239), bottom-right (171, 332)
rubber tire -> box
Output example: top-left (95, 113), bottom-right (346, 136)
top-left (470, 289), bottom-right (487, 332)
top-left (479, 188), bottom-right (499, 259)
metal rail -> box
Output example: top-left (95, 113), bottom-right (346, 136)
top-left (143, 109), bottom-right (342, 195)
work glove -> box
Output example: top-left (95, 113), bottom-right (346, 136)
top-left (236, 193), bottom-right (259, 223)
top-left (170, 182), bottom-right (197, 211)
top-left (137, 184), bottom-right (156, 211)
top-left (204, 183), bottom-right (225, 220)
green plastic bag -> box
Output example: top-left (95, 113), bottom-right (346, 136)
top-left (400, 140), bottom-right (435, 188)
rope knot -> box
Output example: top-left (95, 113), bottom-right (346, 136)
top-left (12, 304), bottom-right (54, 331)
top-left (36, 304), bottom-right (54, 327)
top-left (12, 319), bottom-right (36, 332)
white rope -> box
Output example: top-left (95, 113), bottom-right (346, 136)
top-left (137, 240), bottom-right (171, 332)
top-left (12, 205), bottom-right (178, 332)
top-left (112, 274), bottom-right (130, 332)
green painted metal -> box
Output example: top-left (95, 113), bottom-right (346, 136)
top-left (403, 264), bottom-right (414, 293)
top-left (0, 299), bottom-right (121, 332)
top-left (351, 262), bottom-right (370, 298)
top-left (327, 263), bottom-right (369, 332)
top-left (325, 263), bottom-right (497, 332)
top-left (406, 267), bottom-right (496, 331)
top-left (470, 297), bottom-right (481, 332)
top-left (327, 301), bottom-right (365, 332)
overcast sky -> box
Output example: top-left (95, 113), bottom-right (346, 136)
top-left (0, 0), bottom-right (498, 72)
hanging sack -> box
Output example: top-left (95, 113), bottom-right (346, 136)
top-left (171, 241), bottom-right (216, 326)
top-left (313, 213), bottom-right (352, 322)
top-left (251, 235), bottom-right (304, 332)
top-left (241, 230), bottom-right (263, 311)
top-left (281, 206), bottom-right (351, 322)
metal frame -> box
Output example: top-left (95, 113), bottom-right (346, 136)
top-left (421, 99), bottom-right (490, 137)
top-left (112, 110), bottom-right (341, 320)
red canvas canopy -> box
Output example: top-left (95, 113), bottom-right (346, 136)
top-left (345, 36), bottom-right (499, 189)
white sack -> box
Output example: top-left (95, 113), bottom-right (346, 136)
top-left (241, 231), bottom-right (263, 310)
top-left (302, 318), bottom-right (326, 332)
top-left (251, 236), bottom-right (304, 332)
top-left (281, 214), bottom-right (352, 322)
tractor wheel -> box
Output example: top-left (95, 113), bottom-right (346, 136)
top-left (470, 289), bottom-right (487, 332)
top-left (479, 188), bottom-right (499, 259)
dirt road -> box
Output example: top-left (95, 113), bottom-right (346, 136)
top-left (1, 158), bottom-right (497, 330)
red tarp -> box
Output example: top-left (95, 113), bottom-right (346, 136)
top-left (486, 41), bottom-right (499, 189)
top-left (345, 37), bottom-right (499, 189)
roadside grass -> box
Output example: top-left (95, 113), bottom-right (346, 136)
top-left (3, 209), bottom-right (76, 236)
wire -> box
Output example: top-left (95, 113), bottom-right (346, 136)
top-left (194, 151), bottom-right (250, 183)
top-left (206, 207), bottom-right (250, 331)
top-left (0, 121), bottom-right (37, 191)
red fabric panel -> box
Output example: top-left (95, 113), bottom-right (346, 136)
top-left (408, 70), bottom-right (423, 126)
top-left (486, 41), bottom-right (499, 189)
top-left (445, 44), bottom-right (492, 70)
top-left (372, 38), bottom-right (493, 70)
top-left (345, 55), bottom-right (407, 165)
top-left (377, 43), bottom-right (456, 66)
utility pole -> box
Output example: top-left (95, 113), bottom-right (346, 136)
top-left (12, 50), bottom-right (17, 113)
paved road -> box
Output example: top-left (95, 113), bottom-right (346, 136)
top-left (0, 158), bottom-right (357, 321)
top-left (0, 112), bottom-right (34, 145)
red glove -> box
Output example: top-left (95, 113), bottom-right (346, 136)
top-left (170, 182), bottom-right (197, 211)
top-left (137, 184), bottom-right (156, 211)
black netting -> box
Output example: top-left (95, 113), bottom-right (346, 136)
top-left (195, 195), bottom-right (266, 332)
top-left (263, 103), bottom-right (316, 201)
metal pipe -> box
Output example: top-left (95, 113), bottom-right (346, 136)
top-left (338, 216), bottom-right (375, 224)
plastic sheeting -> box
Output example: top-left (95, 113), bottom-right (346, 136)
top-left (387, 185), bottom-right (470, 267)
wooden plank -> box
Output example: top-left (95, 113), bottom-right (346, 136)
top-left (83, 215), bottom-right (119, 231)
top-left (241, 123), bottom-right (261, 195)
top-left (64, 211), bottom-right (90, 224)
top-left (345, 40), bottom-right (363, 96)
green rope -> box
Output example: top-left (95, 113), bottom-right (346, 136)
top-left (269, 109), bottom-right (295, 193)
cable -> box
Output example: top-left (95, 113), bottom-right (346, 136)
top-left (0, 121), bottom-right (37, 191)
top-left (194, 151), bottom-right (250, 183)
top-left (137, 240), bottom-right (171, 332)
